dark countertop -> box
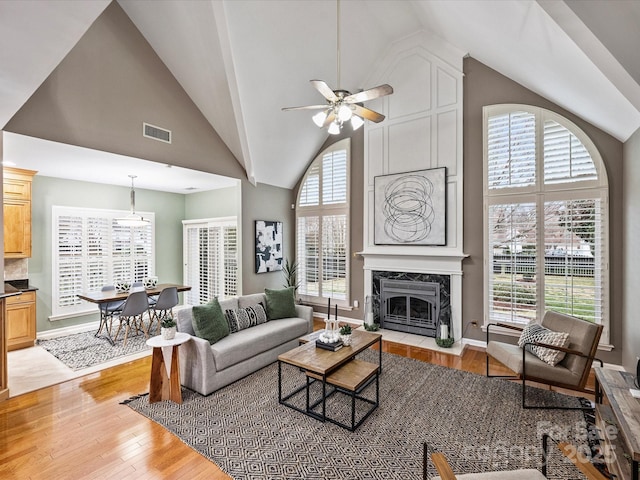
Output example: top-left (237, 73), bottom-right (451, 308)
top-left (3, 280), bottom-right (38, 297)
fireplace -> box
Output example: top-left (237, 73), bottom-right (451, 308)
top-left (371, 270), bottom-right (451, 338)
top-left (380, 279), bottom-right (441, 336)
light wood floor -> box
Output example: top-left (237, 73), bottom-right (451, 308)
top-left (0, 328), bottom-right (593, 479)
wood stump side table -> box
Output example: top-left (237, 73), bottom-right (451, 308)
top-left (146, 332), bottom-right (191, 404)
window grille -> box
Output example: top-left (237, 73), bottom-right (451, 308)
top-left (484, 105), bottom-right (609, 342)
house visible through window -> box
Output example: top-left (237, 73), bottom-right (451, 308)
top-left (52, 206), bottom-right (155, 320)
top-left (296, 138), bottom-right (350, 306)
top-left (183, 217), bottom-right (238, 305)
top-left (484, 105), bottom-right (609, 343)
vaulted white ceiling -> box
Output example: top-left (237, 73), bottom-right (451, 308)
top-left (1, 0), bottom-right (639, 190)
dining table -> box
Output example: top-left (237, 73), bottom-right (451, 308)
top-left (77, 283), bottom-right (191, 345)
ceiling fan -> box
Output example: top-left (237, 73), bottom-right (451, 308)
top-left (281, 0), bottom-right (393, 134)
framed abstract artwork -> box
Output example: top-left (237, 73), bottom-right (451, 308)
top-left (255, 220), bottom-right (283, 273)
top-left (374, 167), bottom-right (446, 246)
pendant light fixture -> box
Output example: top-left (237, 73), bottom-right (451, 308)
top-left (116, 175), bottom-right (149, 227)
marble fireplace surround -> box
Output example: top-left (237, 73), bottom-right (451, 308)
top-left (361, 251), bottom-right (466, 355)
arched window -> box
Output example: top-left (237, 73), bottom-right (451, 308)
top-left (296, 138), bottom-right (350, 307)
top-left (484, 105), bottom-right (609, 343)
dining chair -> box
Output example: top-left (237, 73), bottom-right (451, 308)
top-left (112, 290), bottom-right (150, 346)
top-left (148, 287), bottom-right (179, 335)
top-left (98, 285), bottom-right (125, 338)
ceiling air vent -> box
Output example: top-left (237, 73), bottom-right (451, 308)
top-left (143, 122), bottom-right (171, 144)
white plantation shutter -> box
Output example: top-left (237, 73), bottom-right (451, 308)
top-left (487, 111), bottom-right (536, 189)
top-left (296, 138), bottom-right (350, 305)
top-left (543, 197), bottom-right (604, 323)
top-left (322, 150), bottom-right (347, 204)
top-left (297, 216), bottom-right (320, 297)
top-left (299, 163), bottom-right (320, 207)
top-left (488, 202), bottom-right (537, 324)
top-left (484, 105), bottom-right (609, 342)
top-left (183, 218), bottom-right (238, 306)
top-left (223, 226), bottom-right (238, 297)
top-left (52, 206), bottom-right (155, 319)
top-left (322, 215), bottom-right (347, 300)
top-left (544, 120), bottom-right (597, 184)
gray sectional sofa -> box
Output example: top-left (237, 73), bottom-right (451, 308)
top-left (175, 292), bottom-right (313, 395)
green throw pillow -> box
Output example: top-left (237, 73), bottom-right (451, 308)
top-left (264, 287), bottom-right (297, 320)
top-left (191, 298), bottom-right (230, 344)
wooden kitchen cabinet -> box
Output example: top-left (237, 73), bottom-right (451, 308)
top-left (3, 167), bottom-right (36, 258)
top-left (6, 291), bottom-right (36, 351)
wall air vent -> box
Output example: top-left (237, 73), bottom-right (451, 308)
top-left (143, 122), bottom-right (171, 144)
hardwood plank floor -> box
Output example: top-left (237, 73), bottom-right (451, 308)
top-left (0, 327), bottom-right (592, 479)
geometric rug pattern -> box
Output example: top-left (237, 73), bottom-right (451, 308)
top-left (126, 349), bottom-right (591, 479)
top-left (37, 331), bottom-right (150, 370)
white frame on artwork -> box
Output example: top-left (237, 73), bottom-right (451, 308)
top-left (374, 167), bottom-right (447, 246)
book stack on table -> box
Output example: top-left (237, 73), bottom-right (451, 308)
top-left (315, 339), bottom-right (344, 351)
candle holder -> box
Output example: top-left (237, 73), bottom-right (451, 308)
top-left (435, 321), bottom-right (454, 348)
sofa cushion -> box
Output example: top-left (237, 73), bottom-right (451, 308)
top-left (238, 293), bottom-right (266, 309)
top-left (517, 321), bottom-right (570, 366)
top-left (264, 287), bottom-right (296, 320)
top-left (211, 317), bottom-right (308, 371)
top-left (192, 298), bottom-right (230, 344)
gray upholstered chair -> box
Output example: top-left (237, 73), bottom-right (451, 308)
top-left (148, 286), bottom-right (178, 335)
top-left (112, 290), bottom-right (149, 346)
top-left (486, 310), bottom-right (603, 409)
top-left (98, 285), bottom-right (125, 337)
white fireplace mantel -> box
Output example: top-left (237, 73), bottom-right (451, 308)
top-left (358, 249), bottom-right (468, 276)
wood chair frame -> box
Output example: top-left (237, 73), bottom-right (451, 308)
top-left (486, 321), bottom-right (603, 410)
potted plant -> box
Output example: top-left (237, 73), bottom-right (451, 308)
top-left (161, 317), bottom-right (177, 340)
top-left (339, 323), bottom-right (352, 346)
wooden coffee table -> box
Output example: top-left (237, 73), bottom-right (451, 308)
top-left (278, 329), bottom-right (382, 431)
top-left (594, 367), bottom-right (640, 480)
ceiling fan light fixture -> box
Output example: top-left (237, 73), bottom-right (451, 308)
top-left (351, 115), bottom-right (364, 130)
top-left (328, 121), bottom-right (341, 135)
top-left (337, 103), bottom-right (353, 121)
top-left (312, 110), bottom-right (328, 127)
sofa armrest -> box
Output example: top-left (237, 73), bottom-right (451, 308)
top-left (295, 304), bottom-right (314, 333)
top-left (178, 334), bottom-right (218, 393)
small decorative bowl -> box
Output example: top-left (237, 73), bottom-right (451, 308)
top-left (115, 281), bottom-right (131, 293)
top-left (144, 277), bottom-right (158, 289)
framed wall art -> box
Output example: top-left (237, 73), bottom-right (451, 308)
top-left (374, 167), bottom-right (446, 246)
top-left (255, 220), bottom-right (283, 273)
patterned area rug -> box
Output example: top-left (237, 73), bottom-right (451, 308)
top-left (125, 349), bottom-right (594, 479)
top-left (37, 331), bottom-right (151, 370)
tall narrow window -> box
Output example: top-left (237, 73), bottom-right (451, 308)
top-left (183, 217), bottom-right (238, 305)
top-left (52, 206), bottom-right (155, 320)
top-left (484, 105), bottom-right (609, 343)
top-left (296, 139), bottom-right (350, 306)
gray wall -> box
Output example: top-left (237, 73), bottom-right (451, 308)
top-left (30, 175), bottom-right (185, 332)
top-left (3, 1), bottom-right (291, 298)
top-left (622, 127), bottom-right (640, 372)
top-left (463, 57), bottom-right (623, 364)
top-left (185, 185), bottom-right (240, 220)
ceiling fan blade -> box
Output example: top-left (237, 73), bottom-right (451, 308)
top-left (310, 79), bottom-right (338, 102)
top-left (323, 112), bottom-right (337, 127)
top-left (353, 104), bottom-right (385, 123)
top-left (281, 105), bottom-right (329, 111)
top-left (344, 84), bottom-right (393, 104)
